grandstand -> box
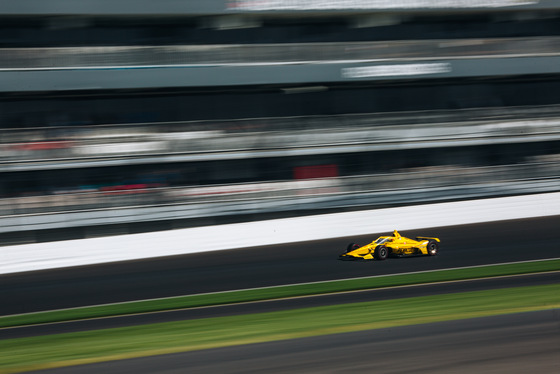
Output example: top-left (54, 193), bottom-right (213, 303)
top-left (1, 0), bottom-right (560, 244)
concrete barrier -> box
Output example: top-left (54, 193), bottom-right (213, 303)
top-left (2, 192), bottom-right (559, 275)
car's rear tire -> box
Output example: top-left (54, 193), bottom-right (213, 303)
top-left (346, 243), bottom-right (360, 253)
top-left (427, 240), bottom-right (439, 256)
top-left (374, 246), bottom-right (388, 260)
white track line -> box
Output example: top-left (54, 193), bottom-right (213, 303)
top-left (3, 257), bottom-right (559, 320)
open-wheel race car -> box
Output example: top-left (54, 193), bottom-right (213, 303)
top-left (339, 230), bottom-right (440, 261)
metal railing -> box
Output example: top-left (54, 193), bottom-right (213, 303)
top-left (3, 105), bottom-right (560, 167)
top-left (2, 37), bottom-right (560, 70)
top-left (1, 160), bottom-right (559, 218)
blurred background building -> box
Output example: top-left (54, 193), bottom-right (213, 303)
top-left (1, 0), bottom-right (560, 244)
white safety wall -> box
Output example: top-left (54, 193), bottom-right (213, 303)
top-left (2, 192), bottom-right (560, 275)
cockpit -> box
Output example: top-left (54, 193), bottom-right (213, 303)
top-left (375, 238), bottom-right (392, 244)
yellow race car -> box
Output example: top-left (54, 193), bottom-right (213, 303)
top-left (339, 230), bottom-right (439, 261)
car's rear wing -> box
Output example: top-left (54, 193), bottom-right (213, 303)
top-left (416, 236), bottom-right (440, 242)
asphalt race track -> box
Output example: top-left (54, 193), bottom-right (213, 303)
top-left (2, 215), bottom-right (560, 374)
top-left (29, 310), bottom-right (560, 374)
top-left (2, 271), bottom-right (557, 340)
top-left (1, 215), bottom-right (560, 315)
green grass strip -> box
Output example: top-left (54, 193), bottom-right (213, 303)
top-left (1, 259), bottom-right (559, 329)
top-left (1, 284), bottom-right (559, 374)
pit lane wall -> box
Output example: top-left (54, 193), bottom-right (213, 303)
top-left (1, 0), bottom-right (558, 15)
top-left (2, 192), bottom-right (560, 275)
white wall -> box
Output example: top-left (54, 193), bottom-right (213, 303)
top-left (2, 192), bottom-right (560, 275)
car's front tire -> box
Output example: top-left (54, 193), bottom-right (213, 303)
top-left (346, 243), bottom-right (360, 253)
top-left (374, 246), bottom-right (388, 260)
top-left (427, 240), bottom-right (439, 256)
